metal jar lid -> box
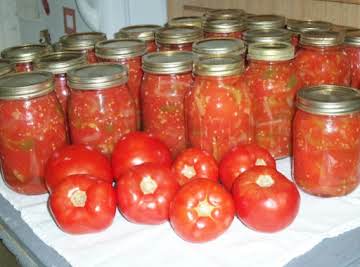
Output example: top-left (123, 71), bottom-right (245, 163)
top-left (344, 30), bottom-right (360, 46)
top-left (0, 61), bottom-right (13, 76)
top-left (194, 57), bottom-right (244, 76)
top-left (246, 15), bottom-right (286, 30)
top-left (68, 63), bottom-right (128, 90)
top-left (60, 32), bottom-right (107, 50)
top-left (296, 85), bottom-right (360, 115)
top-left (300, 30), bottom-right (344, 46)
top-left (248, 42), bottom-right (295, 61)
top-left (203, 19), bottom-right (246, 33)
top-left (95, 39), bottom-right (147, 59)
top-left (243, 29), bottom-right (292, 44)
top-left (205, 9), bottom-right (245, 20)
top-left (286, 19), bottom-right (332, 34)
top-left (168, 16), bottom-right (203, 28)
top-left (1, 44), bottom-right (50, 64)
top-left (142, 51), bottom-right (193, 74)
top-left (155, 26), bottom-right (203, 45)
top-left (34, 52), bottom-right (86, 74)
top-left (193, 38), bottom-right (246, 58)
top-left (0, 71), bottom-right (54, 100)
top-left (114, 24), bottom-right (162, 41)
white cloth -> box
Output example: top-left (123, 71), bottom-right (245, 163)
top-left (1, 157), bottom-right (360, 267)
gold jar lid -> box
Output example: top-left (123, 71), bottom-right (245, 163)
top-left (95, 39), bottom-right (146, 59)
top-left (68, 63), bottom-right (128, 90)
top-left (114, 24), bottom-right (162, 41)
top-left (142, 51), bottom-right (193, 74)
top-left (168, 16), bottom-right (203, 28)
top-left (205, 9), bottom-right (245, 20)
top-left (0, 71), bottom-right (53, 100)
top-left (203, 19), bottom-right (246, 33)
top-left (246, 15), bottom-right (286, 30)
top-left (194, 57), bottom-right (244, 76)
top-left (300, 30), bottom-right (343, 46)
top-left (344, 30), bottom-right (360, 46)
top-left (155, 26), bottom-right (203, 45)
top-left (193, 38), bottom-right (246, 58)
top-left (34, 52), bottom-right (86, 74)
top-left (286, 19), bottom-right (332, 34)
top-left (248, 42), bottom-right (294, 61)
top-left (0, 61), bottom-right (13, 76)
top-left (296, 85), bottom-right (360, 115)
top-left (60, 32), bottom-right (106, 51)
top-left (243, 29), bottom-right (292, 44)
top-left (1, 44), bottom-right (50, 64)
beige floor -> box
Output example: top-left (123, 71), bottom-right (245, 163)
top-left (0, 241), bottom-right (19, 267)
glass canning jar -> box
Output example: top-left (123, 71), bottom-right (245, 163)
top-left (344, 30), bottom-right (360, 89)
top-left (155, 26), bottom-right (202, 52)
top-left (0, 72), bottom-right (67, 194)
top-left (142, 51), bottom-right (193, 157)
top-left (192, 38), bottom-right (246, 61)
top-left (95, 39), bottom-right (146, 129)
top-left (245, 42), bottom-right (302, 159)
top-left (60, 32), bottom-right (106, 64)
top-left (293, 85), bottom-right (360, 197)
top-left (34, 52), bottom-right (86, 116)
top-left (203, 19), bottom-right (246, 39)
top-left (1, 44), bottom-right (50, 72)
top-left (243, 29), bottom-right (292, 46)
top-left (246, 15), bottom-right (286, 31)
top-left (186, 57), bottom-right (254, 162)
top-left (114, 24), bottom-right (161, 53)
top-left (168, 16), bottom-right (203, 29)
top-left (294, 30), bottom-right (350, 87)
top-left (204, 9), bottom-right (245, 21)
top-left (0, 61), bottom-right (13, 76)
top-left (67, 63), bottom-right (136, 157)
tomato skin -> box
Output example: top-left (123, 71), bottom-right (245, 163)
top-left (172, 148), bottom-right (219, 186)
top-left (112, 131), bottom-right (173, 181)
top-left (219, 144), bottom-right (276, 191)
top-left (49, 174), bottom-right (116, 234)
top-left (169, 179), bottom-right (235, 243)
top-left (44, 144), bottom-right (113, 193)
top-left (232, 166), bottom-right (300, 233)
top-left (116, 163), bottom-right (179, 224)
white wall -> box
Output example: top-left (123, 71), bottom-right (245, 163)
top-left (0, 0), bottom-right (20, 51)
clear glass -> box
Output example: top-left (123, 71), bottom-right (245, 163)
top-left (245, 59), bottom-right (302, 158)
top-left (0, 92), bottom-right (67, 194)
top-left (146, 40), bottom-right (158, 53)
top-left (185, 74), bottom-right (254, 162)
top-left (68, 83), bottom-right (136, 157)
top-left (295, 44), bottom-right (351, 87)
top-left (142, 71), bottom-right (193, 157)
top-left (344, 45), bottom-right (360, 89)
top-left (293, 109), bottom-right (360, 197)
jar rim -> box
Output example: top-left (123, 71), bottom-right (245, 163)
top-left (60, 32), bottom-right (107, 50)
top-left (193, 38), bottom-right (246, 57)
top-left (34, 52), bottom-right (86, 74)
top-left (114, 24), bottom-right (161, 41)
top-left (155, 26), bottom-right (203, 45)
top-left (194, 57), bottom-right (244, 76)
top-left (142, 51), bottom-right (193, 74)
top-left (95, 38), bottom-right (147, 59)
top-left (1, 44), bottom-right (50, 64)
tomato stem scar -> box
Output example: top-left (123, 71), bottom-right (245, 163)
top-left (195, 199), bottom-right (215, 217)
top-left (256, 175), bottom-right (274, 188)
top-left (70, 189), bottom-right (87, 207)
top-left (255, 158), bottom-right (267, 166)
top-left (181, 164), bottom-right (197, 179)
top-left (140, 175), bottom-right (158, 194)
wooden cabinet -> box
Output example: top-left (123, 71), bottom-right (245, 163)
top-left (167, 0), bottom-right (360, 28)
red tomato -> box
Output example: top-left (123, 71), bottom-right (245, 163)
top-left (116, 163), bottom-right (179, 224)
top-left (44, 144), bottom-right (113, 193)
top-left (49, 174), bottom-right (116, 234)
top-left (169, 179), bottom-right (235, 243)
top-left (112, 131), bottom-right (173, 181)
top-left (232, 166), bottom-right (300, 233)
top-left (172, 148), bottom-right (219, 186)
top-left (219, 143), bottom-right (276, 191)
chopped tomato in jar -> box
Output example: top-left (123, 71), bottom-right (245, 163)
top-left (186, 57), bottom-right (253, 162)
top-left (245, 42), bottom-right (302, 158)
top-left (293, 85), bottom-right (360, 197)
top-left (344, 30), bottom-right (360, 89)
top-left (68, 64), bottom-right (136, 157)
top-left (142, 51), bottom-right (193, 157)
top-left (0, 72), bottom-right (67, 195)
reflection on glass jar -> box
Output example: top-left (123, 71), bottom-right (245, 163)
top-left (68, 63), bottom-right (136, 157)
top-left (0, 72), bottom-right (67, 194)
top-left (293, 85), bottom-right (360, 197)
top-left (142, 51), bottom-right (193, 157)
top-left (186, 57), bottom-right (253, 162)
